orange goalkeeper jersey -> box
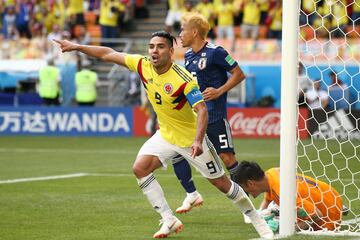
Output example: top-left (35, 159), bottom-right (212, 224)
top-left (265, 168), bottom-right (343, 230)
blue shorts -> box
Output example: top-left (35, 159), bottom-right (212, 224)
top-left (207, 118), bottom-right (235, 154)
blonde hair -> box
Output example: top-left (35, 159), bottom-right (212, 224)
top-left (181, 12), bottom-right (210, 40)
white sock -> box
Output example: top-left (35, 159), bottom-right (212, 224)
top-left (187, 190), bottom-right (199, 198)
top-left (137, 174), bottom-right (173, 220)
top-left (226, 181), bottom-right (273, 237)
top-left (226, 181), bottom-right (256, 213)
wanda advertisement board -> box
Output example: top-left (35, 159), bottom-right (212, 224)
top-left (133, 107), bottom-right (309, 139)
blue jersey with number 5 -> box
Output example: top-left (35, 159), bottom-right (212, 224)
top-left (184, 42), bottom-right (238, 124)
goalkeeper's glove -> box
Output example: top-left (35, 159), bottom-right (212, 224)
top-left (267, 218), bottom-right (279, 233)
top-left (260, 208), bottom-right (279, 233)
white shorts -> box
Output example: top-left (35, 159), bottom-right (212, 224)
top-left (165, 10), bottom-right (182, 26)
top-left (137, 131), bottom-right (225, 179)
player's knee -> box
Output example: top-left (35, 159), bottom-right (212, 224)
top-left (133, 156), bottom-right (161, 178)
top-left (208, 175), bottom-right (231, 193)
top-left (219, 153), bottom-right (236, 167)
top-left (132, 165), bottom-right (141, 178)
top-left (132, 163), bottom-right (148, 178)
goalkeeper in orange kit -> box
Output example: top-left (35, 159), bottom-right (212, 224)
top-left (233, 161), bottom-right (343, 232)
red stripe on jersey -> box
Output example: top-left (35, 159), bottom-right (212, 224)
top-left (137, 58), bottom-right (147, 84)
top-left (171, 82), bottom-right (188, 110)
top-left (171, 82), bottom-right (187, 97)
top-left (173, 97), bottom-right (187, 110)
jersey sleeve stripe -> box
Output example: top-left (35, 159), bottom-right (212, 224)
top-left (171, 82), bottom-right (188, 110)
top-left (172, 65), bottom-right (192, 82)
top-left (171, 82), bottom-right (188, 97)
top-left (137, 58), bottom-right (147, 84)
top-left (137, 58), bottom-right (148, 89)
top-left (173, 97), bottom-right (187, 110)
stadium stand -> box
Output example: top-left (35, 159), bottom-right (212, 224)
top-left (0, 0), bottom-right (359, 108)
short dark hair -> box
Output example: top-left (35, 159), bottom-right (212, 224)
top-left (232, 161), bottom-right (265, 185)
top-left (151, 31), bottom-right (177, 47)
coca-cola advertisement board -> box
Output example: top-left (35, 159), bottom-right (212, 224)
top-left (134, 106), bottom-right (308, 139)
top-left (227, 108), bottom-right (308, 139)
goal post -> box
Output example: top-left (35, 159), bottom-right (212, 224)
top-left (279, 0), bottom-right (299, 237)
top-left (281, 0), bottom-right (360, 237)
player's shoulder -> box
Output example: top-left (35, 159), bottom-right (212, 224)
top-left (204, 42), bottom-right (228, 56)
top-left (266, 168), bottom-right (280, 178)
top-left (171, 63), bottom-right (194, 82)
top-left (206, 42), bottom-right (227, 52)
top-left (137, 55), bottom-right (152, 67)
top-left (126, 53), bottom-right (147, 63)
top-left (205, 42), bottom-right (220, 49)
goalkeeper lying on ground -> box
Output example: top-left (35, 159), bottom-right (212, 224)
top-left (233, 161), bottom-right (343, 232)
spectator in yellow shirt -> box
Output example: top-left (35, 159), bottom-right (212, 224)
top-left (99, 0), bottom-right (125, 46)
top-left (267, 0), bottom-right (282, 40)
top-left (300, 0), bottom-right (317, 26)
top-left (184, 0), bottom-right (194, 13)
top-left (165, 0), bottom-right (185, 33)
top-left (195, 0), bottom-right (216, 39)
top-left (215, 0), bottom-right (235, 40)
top-left (352, 0), bottom-right (360, 25)
top-left (64, 0), bottom-right (85, 25)
top-left (311, 1), bottom-right (331, 38)
top-left (329, 0), bottom-right (348, 38)
top-left (241, 0), bottom-right (261, 39)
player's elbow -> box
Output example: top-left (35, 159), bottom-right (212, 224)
top-left (195, 102), bottom-right (208, 118)
top-left (232, 66), bottom-right (245, 82)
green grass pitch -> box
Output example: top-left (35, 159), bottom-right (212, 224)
top-left (0, 136), bottom-right (358, 240)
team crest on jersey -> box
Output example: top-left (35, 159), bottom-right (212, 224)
top-left (164, 83), bottom-right (173, 94)
top-left (198, 58), bottom-right (207, 70)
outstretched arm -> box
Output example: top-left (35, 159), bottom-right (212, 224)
top-left (53, 39), bottom-right (127, 66)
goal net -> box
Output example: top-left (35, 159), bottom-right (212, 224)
top-left (294, 0), bottom-right (360, 236)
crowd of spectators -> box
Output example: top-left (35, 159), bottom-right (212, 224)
top-left (1, 0), bottom-right (358, 49)
top-left (299, 64), bottom-right (351, 112)
top-left (165, 0), bottom-right (360, 41)
top-left (0, 0), bottom-right (138, 60)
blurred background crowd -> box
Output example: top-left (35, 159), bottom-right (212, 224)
top-left (1, 0), bottom-right (359, 59)
top-left (0, 0), bottom-right (359, 110)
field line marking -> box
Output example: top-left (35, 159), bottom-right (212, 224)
top-left (0, 148), bottom-right (280, 157)
top-left (0, 173), bottom-right (89, 184)
top-left (1, 172), bottom-right (358, 185)
top-left (0, 148), bottom-right (136, 155)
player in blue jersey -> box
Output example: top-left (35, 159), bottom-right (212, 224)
top-left (173, 12), bottom-right (246, 214)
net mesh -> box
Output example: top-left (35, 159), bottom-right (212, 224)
top-left (296, 0), bottom-right (360, 235)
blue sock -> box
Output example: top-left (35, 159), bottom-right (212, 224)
top-left (228, 161), bottom-right (239, 181)
top-left (173, 158), bottom-right (196, 193)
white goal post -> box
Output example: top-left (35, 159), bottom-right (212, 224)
top-left (280, 0), bottom-right (360, 237)
top-left (280, 0), bottom-right (299, 236)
